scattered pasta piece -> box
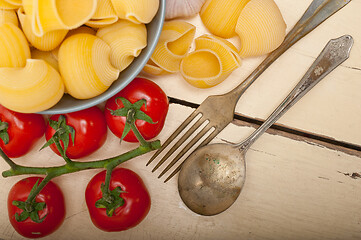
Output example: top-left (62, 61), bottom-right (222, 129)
top-left (200, 0), bottom-right (250, 38)
top-left (86, 0), bottom-right (118, 28)
top-left (0, 9), bottom-right (18, 26)
top-left (111, 0), bottom-right (159, 24)
top-left (0, 23), bottom-right (30, 68)
top-left (143, 20), bottom-right (196, 75)
top-left (0, 59), bottom-right (64, 113)
top-left (58, 33), bottom-right (120, 99)
top-left (18, 8), bottom-right (68, 51)
top-left (97, 20), bottom-right (147, 71)
top-left (236, 0), bottom-right (286, 58)
top-left (180, 34), bottom-right (241, 88)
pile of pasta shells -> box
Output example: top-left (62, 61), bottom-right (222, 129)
top-left (0, 0), bottom-right (159, 113)
top-left (145, 0), bottom-right (287, 88)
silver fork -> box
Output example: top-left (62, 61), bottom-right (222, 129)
top-left (147, 0), bottom-right (352, 182)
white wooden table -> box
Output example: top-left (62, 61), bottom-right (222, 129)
top-left (1, 0), bottom-right (361, 239)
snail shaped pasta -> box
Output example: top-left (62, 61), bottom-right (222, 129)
top-left (0, 59), bottom-right (65, 113)
top-left (31, 48), bottom-right (59, 72)
top-left (22, 0), bottom-right (97, 37)
top-left (58, 33), bottom-right (120, 99)
top-left (0, 23), bottom-right (31, 68)
top-left (97, 20), bottom-right (147, 71)
top-left (200, 0), bottom-right (250, 38)
top-left (180, 34), bottom-right (241, 88)
top-left (0, 9), bottom-right (18, 26)
top-left (0, 0), bottom-right (20, 9)
top-left (86, 0), bottom-right (118, 28)
top-left (111, 0), bottom-right (159, 24)
top-left (143, 20), bottom-right (196, 75)
top-left (18, 8), bottom-right (68, 51)
top-left (236, 0), bottom-right (286, 58)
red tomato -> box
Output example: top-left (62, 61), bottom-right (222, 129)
top-left (85, 168), bottom-right (151, 232)
top-left (45, 106), bottom-right (107, 159)
top-left (7, 177), bottom-right (65, 238)
top-left (0, 105), bottom-right (46, 158)
top-left (105, 77), bottom-right (169, 142)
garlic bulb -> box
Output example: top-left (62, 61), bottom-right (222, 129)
top-left (165, 0), bottom-right (206, 20)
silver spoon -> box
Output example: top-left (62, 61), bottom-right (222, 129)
top-left (178, 35), bottom-right (354, 216)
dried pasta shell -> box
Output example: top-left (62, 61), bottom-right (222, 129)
top-left (67, 25), bottom-right (96, 38)
top-left (0, 23), bottom-right (30, 68)
top-left (200, 0), bottom-right (250, 38)
top-left (0, 0), bottom-right (18, 9)
top-left (111, 0), bottom-right (159, 24)
top-left (31, 48), bottom-right (59, 72)
top-left (58, 33), bottom-right (120, 99)
top-left (0, 59), bottom-right (65, 113)
top-left (236, 0), bottom-right (286, 58)
top-left (0, 9), bottom-right (18, 26)
top-left (18, 8), bottom-right (68, 51)
top-left (23, 0), bottom-right (97, 37)
top-left (180, 34), bottom-right (241, 88)
top-left (143, 20), bottom-right (196, 75)
top-left (86, 0), bottom-right (118, 28)
top-left (96, 20), bottom-right (147, 71)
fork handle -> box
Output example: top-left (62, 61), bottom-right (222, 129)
top-left (236, 35), bottom-right (353, 151)
top-left (227, 0), bottom-right (351, 101)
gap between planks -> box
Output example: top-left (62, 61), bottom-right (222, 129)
top-left (168, 97), bottom-right (361, 158)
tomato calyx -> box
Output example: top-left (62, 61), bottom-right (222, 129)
top-left (95, 183), bottom-right (126, 217)
top-left (12, 180), bottom-right (47, 223)
top-left (0, 120), bottom-right (9, 144)
top-left (41, 115), bottom-right (75, 159)
top-left (108, 97), bottom-right (156, 143)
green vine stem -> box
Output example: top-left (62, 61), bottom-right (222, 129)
top-left (2, 139), bottom-right (160, 178)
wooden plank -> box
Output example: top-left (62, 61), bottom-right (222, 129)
top-left (146, 0), bottom-right (361, 146)
top-left (1, 104), bottom-right (360, 240)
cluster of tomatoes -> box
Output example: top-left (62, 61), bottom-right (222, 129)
top-left (0, 78), bottom-right (169, 238)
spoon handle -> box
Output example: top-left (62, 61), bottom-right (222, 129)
top-left (237, 35), bottom-right (354, 151)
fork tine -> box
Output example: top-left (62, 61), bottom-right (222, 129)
top-left (146, 110), bottom-right (201, 166)
top-left (158, 125), bottom-right (214, 179)
top-left (151, 116), bottom-right (206, 172)
top-left (163, 129), bottom-right (220, 183)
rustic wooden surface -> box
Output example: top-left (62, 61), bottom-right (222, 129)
top-left (1, 0), bottom-right (361, 239)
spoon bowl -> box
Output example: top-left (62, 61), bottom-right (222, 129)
top-left (178, 35), bottom-right (353, 216)
top-left (178, 144), bottom-right (246, 216)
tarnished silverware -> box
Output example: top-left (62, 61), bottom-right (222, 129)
top-left (178, 35), bottom-right (353, 216)
top-left (146, 0), bottom-right (352, 182)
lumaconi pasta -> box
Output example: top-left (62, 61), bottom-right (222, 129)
top-left (58, 33), bottom-right (120, 99)
top-left (200, 0), bottom-right (250, 38)
top-left (111, 0), bottom-right (159, 24)
top-left (236, 0), bottom-right (286, 58)
top-left (0, 9), bottom-right (18, 26)
top-left (0, 59), bottom-right (65, 113)
top-left (143, 20), bottom-right (196, 75)
top-left (0, 23), bottom-right (31, 68)
top-left (86, 0), bottom-right (118, 28)
top-left (0, 0), bottom-right (18, 9)
top-left (97, 20), bottom-right (147, 71)
top-left (22, 0), bottom-right (97, 37)
top-left (31, 48), bottom-right (59, 72)
top-left (18, 8), bottom-right (68, 51)
top-left (180, 34), bottom-right (241, 88)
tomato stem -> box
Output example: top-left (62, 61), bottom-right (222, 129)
top-left (54, 140), bottom-right (73, 165)
top-left (1, 140), bottom-right (161, 178)
top-left (25, 174), bottom-right (54, 208)
top-left (0, 147), bottom-right (18, 170)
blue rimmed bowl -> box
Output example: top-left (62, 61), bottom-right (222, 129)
top-left (40, 0), bottom-right (165, 114)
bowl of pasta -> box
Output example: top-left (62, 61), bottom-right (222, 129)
top-left (0, 0), bottom-right (165, 114)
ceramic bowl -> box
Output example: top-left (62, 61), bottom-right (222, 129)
top-left (40, 0), bottom-right (165, 114)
